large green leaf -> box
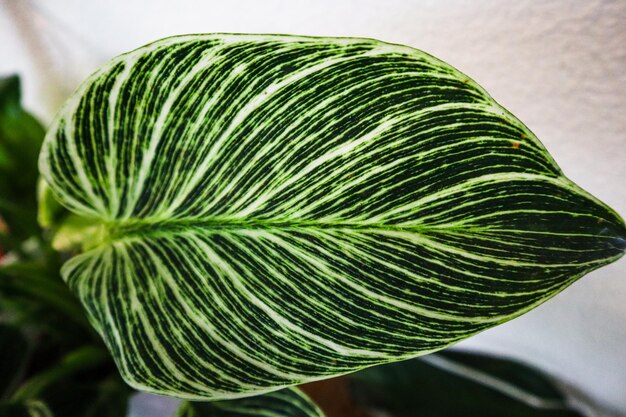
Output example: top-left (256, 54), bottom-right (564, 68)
top-left (38, 34), bottom-right (626, 400)
top-left (175, 387), bottom-right (324, 417)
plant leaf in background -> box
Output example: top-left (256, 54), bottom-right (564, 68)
top-left (28, 380), bottom-right (130, 417)
top-left (10, 345), bottom-right (128, 417)
top-left (348, 350), bottom-right (585, 417)
top-left (0, 324), bottom-right (30, 399)
top-left (0, 75), bottom-right (129, 417)
top-left (0, 400), bottom-right (53, 417)
top-left (0, 325), bottom-right (52, 417)
top-left (0, 76), bottom-right (45, 248)
top-left (38, 34), bottom-right (626, 400)
top-left (175, 387), bottom-right (325, 417)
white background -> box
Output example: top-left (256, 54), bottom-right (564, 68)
top-left (1, 0), bottom-right (625, 415)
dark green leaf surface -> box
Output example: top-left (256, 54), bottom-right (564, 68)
top-left (35, 380), bottom-right (130, 417)
top-left (175, 388), bottom-right (324, 417)
top-left (0, 400), bottom-right (53, 417)
top-left (12, 346), bottom-right (129, 417)
top-left (38, 34), bottom-right (626, 400)
top-left (0, 75), bottom-right (45, 244)
top-left (0, 262), bottom-right (91, 343)
top-left (348, 350), bottom-right (585, 417)
top-left (0, 325), bottom-right (29, 398)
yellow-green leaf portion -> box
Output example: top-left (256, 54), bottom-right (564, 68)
top-left (38, 34), bottom-right (626, 400)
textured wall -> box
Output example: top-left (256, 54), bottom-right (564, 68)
top-left (1, 0), bottom-right (624, 414)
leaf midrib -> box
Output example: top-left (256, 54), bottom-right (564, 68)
top-left (108, 218), bottom-right (438, 239)
top-left (94, 217), bottom-right (626, 270)
top-left (104, 215), bottom-right (621, 240)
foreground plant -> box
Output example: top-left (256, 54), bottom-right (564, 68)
top-left (16, 33), bottom-right (626, 414)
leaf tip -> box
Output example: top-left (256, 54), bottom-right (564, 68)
top-left (610, 219), bottom-right (626, 255)
top-left (598, 210), bottom-right (626, 260)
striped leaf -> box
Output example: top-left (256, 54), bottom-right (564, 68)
top-left (38, 34), bottom-right (626, 400)
top-left (175, 388), bottom-right (324, 417)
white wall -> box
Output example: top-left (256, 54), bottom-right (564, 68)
top-left (1, 0), bottom-right (624, 414)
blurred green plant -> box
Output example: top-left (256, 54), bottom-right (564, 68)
top-left (0, 75), bottom-right (131, 417)
top-left (347, 350), bottom-right (586, 417)
top-left (0, 75), bottom-right (43, 248)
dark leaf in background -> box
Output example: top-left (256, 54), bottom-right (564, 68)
top-left (36, 379), bottom-right (130, 417)
top-left (348, 350), bottom-right (585, 417)
top-left (0, 261), bottom-right (91, 345)
top-left (12, 346), bottom-right (129, 417)
top-left (0, 75), bottom-right (45, 245)
top-left (0, 400), bottom-right (53, 417)
top-left (0, 75), bottom-right (124, 417)
top-left (0, 324), bottom-right (30, 399)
